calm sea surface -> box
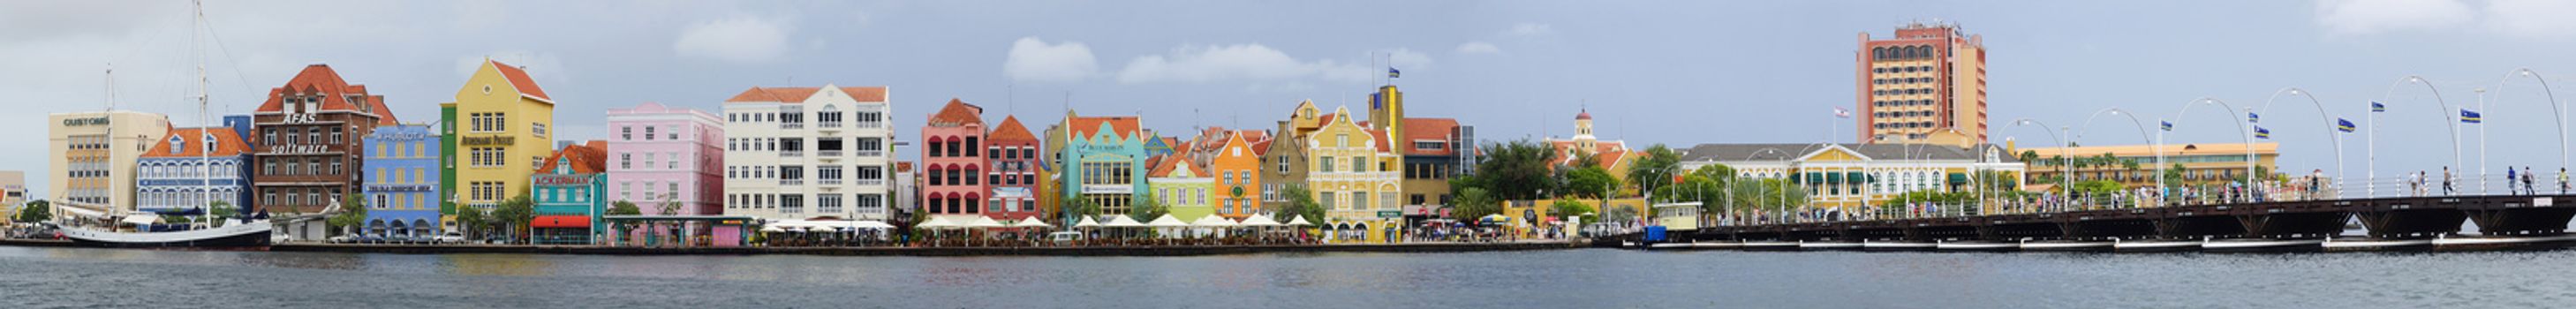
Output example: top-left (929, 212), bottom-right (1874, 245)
top-left (1, 245), bottom-right (2572, 308)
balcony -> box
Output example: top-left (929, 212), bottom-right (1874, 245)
top-left (780, 150), bottom-right (804, 158)
top-left (819, 150), bottom-right (843, 157)
top-left (819, 178), bottom-right (843, 185)
top-left (819, 121), bottom-right (844, 129)
top-left (853, 179), bottom-right (884, 186)
top-left (780, 123), bottom-right (805, 130)
top-left (855, 121), bottom-right (884, 129)
top-left (780, 179), bottom-right (805, 186)
top-left (854, 150), bottom-right (884, 157)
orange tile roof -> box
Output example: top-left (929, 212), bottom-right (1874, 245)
top-left (1400, 117), bottom-right (1459, 155)
top-left (141, 127), bottom-right (252, 158)
top-left (536, 140), bottom-right (608, 174)
top-left (487, 60), bottom-right (550, 101)
top-left (928, 98), bottom-right (984, 126)
top-left (1147, 154), bottom-right (1208, 177)
top-left (255, 64), bottom-right (395, 124)
top-left (723, 86), bottom-right (889, 103)
top-left (1368, 128), bottom-right (1393, 152)
top-left (987, 116), bottom-right (1038, 142)
top-left (1068, 116), bottom-right (1142, 139)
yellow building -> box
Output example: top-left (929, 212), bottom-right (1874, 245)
top-left (2014, 142), bottom-right (2280, 189)
top-left (49, 110), bottom-right (173, 215)
top-left (1679, 143), bottom-right (2026, 215)
top-left (1305, 107), bottom-right (1402, 244)
top-left (446, 59), bottom-right (556, 208)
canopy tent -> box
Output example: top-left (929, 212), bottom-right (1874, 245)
top-left (760, 226), bottom-right (785, 233)
top-left (1011, 216), bottom-right (1052, 228)
top-left (805, 226), bottom-right (835, 232)
top-left (963, 216), bottom-right (1006, 229)
top-left (1285, 215), bottom-right (1313, 226)
top-left (1073, 215), bottom-right (1103, 228)
top-left (1189, 215), bottom-right (1238, 228)
top-left (1145, 215), bottom-right (1190, 228)
top-left (853, 221), bottom-right (896, 230)
top-left (120, 215), bottom-right (162, 226)
top-left (916, 216), bottom-right (961, 230)
top-left (1102, 215), bottom-right (1146, 228)
top-left (1238, 214), bottom-right (1283, 227)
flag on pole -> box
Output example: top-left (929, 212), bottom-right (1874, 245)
top-left (2337, 118), bottom-right (2357, 132)
top-left (2247, 111), bottom-right (2261, 124)
top-left (2371, 101), bottom-right (2386, 112)
top-left (1387, 67), bottom-right (1401, 79)
top-left (1832, 107), bottom-right (1852, 118)
top-left (2255, 125), bottom-right (2271, 139)
top-left (2461, 109), bottom-right (2483, 124)
top-left (2160, 121), bottom-right (2173, 132)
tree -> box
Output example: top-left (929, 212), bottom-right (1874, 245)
top-left (1625, 145), bottom-right (1683, 199)
top-left (1548, 197), bottom-right (1596, 222)
top-left (1062, 197), bottom-right (1101, 220)
top-left (1280, 184), bottom-right (1326, 224)
top-left (492, 195), bottom-right (536, 243)
top-left (207, 200), bottom-right (239, 221)
top-left (608, 200), bottom-right (642, 215)
top-left (1564, 166), bottom-right (1618, 199)
top-left (1469, 139), bottom-right (1562, 200)
top-left (1451, 187), bottom-right (1500, 222)
top-left (2071, 179), bottom-right (2125, 197)
top-left (1730, 178), bottom-right (1808, 214)
top-left (1130, 192), bottom-right (1169, 222)
top-left (326, 194), bottom-right (370, 236)
top-left (2018, 150), bottom-right (2041, 166)
top-left (15, 200), bottom-right (51, 222)
top-left (454, 206), bottom-right (488, 239)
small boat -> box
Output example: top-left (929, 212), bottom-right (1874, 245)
top-left (1934, 240), bottom-right (2018, 252)
top-left (2320, 237), bottom-right (2435, 252)
top-left (2202, 237), bottom-right (2324, 252)
top-left (1798, 240), bottom-right (1862, 251)
top-left (2019, 239), bottom-right (2113, 252)
top-left (1860, 239), bottom-right (1934, 252)
top-left (1645, 242), bottom-right (1696, 250)
top-left (2430, 234), bottom-right (2576, 252)
top-left (2111, 237), bottom-right (2204, 252)
top-left (62, 219), bottom-right (273, 249)
top-left (1741, 240), bottom-right (1800, 251)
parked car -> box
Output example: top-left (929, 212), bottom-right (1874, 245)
top-left (328, 235), bottom-right (354, 244)
top-left (434, 232), bottom-right (466, 245)
top-left (1048, 231), bottom-right (1084, 245)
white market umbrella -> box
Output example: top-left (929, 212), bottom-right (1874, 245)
top-left (1238, 214), bottom-right (1283, 227)
top-left (916, 216), bottom-right (960, 230)
top-left (963, 216), bottom-right (1006, 229)
top-left (760, 226), bottom-right (786, 233)
top-left (1073, 215), bottom-right (1103, 228)
top-left (1285, 215), bottom-right (1314, 226)
top-left (1190, 215), bottom-right (1238, 228)
top-left (1012, 216), bottom-right (1052, 228)
top-left (1102, 215), bottom-right (1146, 228)
top-left (853, 221), bottom-right (895, 230)
top-left (1145, 215), bottom-right (1190, 228)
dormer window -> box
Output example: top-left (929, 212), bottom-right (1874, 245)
top-left (168, 136), bottom-right (184, 154)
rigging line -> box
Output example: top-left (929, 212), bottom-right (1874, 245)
top-left (199, 11), bottom-right (261, 108)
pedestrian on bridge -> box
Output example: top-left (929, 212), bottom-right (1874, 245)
top-left (2508, 167), bottom-right (2519, 195)
top-left (2558, 168), bottom-right (2568, 194)
top-left (2444, 167), bottom-right (2457, 195)
top-left (2523, 167), bottom-right (2536, 196)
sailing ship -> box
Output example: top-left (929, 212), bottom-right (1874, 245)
top-left (56, 0), bottom-right (276, 249)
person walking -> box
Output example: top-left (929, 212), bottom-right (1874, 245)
top-left (2559, 168), bottom-right (2569, 194)
top-left (2508, 167), bottom-right (2520, 195)
top-left (2523, 167), bottom-right (2536, 196)
top-left (2444, 167), bottom-right (2457, 195)
top-left (2308, 170), bottom-right (2324, 200)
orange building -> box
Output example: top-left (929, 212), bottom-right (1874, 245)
top-left (1206, 130), bottom-right (1266, 219)
top-left (1857, 20), bottom-right (1987, 144)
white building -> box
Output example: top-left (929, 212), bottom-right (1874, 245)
top-left (720, 85), bottom-right (896, 222)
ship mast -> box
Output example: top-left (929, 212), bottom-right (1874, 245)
top-left (193, 0), bottom-right (212, 226)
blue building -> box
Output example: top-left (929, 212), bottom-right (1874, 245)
top-left (531, 141), bottom-right (607, 245)
top-left (1045, 115), bottom-right (1152, 220)
top-left (136, 124), bottom-right (253, 215)
top-left (363, 124), bottom-right (442, 237)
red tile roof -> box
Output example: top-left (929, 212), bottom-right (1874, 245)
top-left (1068, 116), bottom-right (1142, 139)
top-left (723, 86), bottom-right (889, 103)
top-left (986, 116), bottom-right (1038, 142)
top-left (255, 64), bottom-right (397, 124)
top-left (536, 140), bottom-right (608, 174)
top-left (141, 127), bottom-right (252, 158)
top-left (928, 98), bottom-right (984, 126)
top-left (1147, 154), bottom-right (1207, 177)
top-left (1400, 117), bottom-right (1459, 155)
top-left (487, 60), bottom-right (550, 101)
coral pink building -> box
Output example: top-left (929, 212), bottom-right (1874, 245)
top-left (606, 102), bottom-right (737, 245)
top-left (921, 99), bottom-right (987, 221)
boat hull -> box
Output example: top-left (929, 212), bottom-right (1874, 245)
top-left (63, 221), bottom-right (273, 250)
top-left (2112, 239), bottom-right (2202, 252)
top-left (1861, 241), bottom-right (1935, 252)
top-left (1741, 241), bottom-right (1800, 252)
top-left (1798, 241), bottom-right (1862, 251)
top-left (2431, 234), bottom-right (2576, 252)
top-left (2202, 238), bottom-right (2324, 253)
top-left (1934, 241), bottom-right (2019, 252)
top-left (2321, 237), bottom-right (2436, 252)
top-left (2020, 240), bottom-right (2113, 252)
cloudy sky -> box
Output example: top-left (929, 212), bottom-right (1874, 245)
top-left (9, 0), bottom-right (2576, 197)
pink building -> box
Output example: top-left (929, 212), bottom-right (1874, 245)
top-left (922, 99), bottom-right (988, 221)
top-left (606, 102), bottom-right (737, 246)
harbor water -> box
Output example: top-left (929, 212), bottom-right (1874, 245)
top-left (1, 245), bottom-right (2570, 308)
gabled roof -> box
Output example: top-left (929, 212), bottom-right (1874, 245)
top-left (537, 140), bottom-right (608, 174)
top-left (927, 98), bottom-right (984, 126)
top-left (255, 64), bottom-right (397, 124)
top-left (141, 127), bottom-right (252, 158)
top-left (1400, 117), bottom-right (1460, 155)
top-left (1068, 116), bottom-right (1143, 139)
top-left (1147, 154), bottom-right (1208, 178)
top-left (723, 86), bottom-right (889, 103)
top-left (487, 60), bottom-right (550, 101)
top-left (986, 116), bottom-right (1038, 142)
top-left (1368, 128), bottom-right (1394, 153)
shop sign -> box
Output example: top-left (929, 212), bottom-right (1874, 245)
top-left (62, 117), bottom-right (110, 126)
top-left (461, 136), bottom-right (516, 147)
top-left (1377, 210), bottom-right (1401, 218)
top-left (1081, 185), bottom-right (1131, 194)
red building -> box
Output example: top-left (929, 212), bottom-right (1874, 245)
top-left (251, 64), bottom-right (397, 215)
top-left (920, 99), bottom-right (987, 219)
top-left (985, 116), bottom-right (1041, 222)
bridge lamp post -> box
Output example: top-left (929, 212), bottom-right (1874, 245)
top-left (2254, 87), bottom-right (2345, 198)
top-left (2494, 69), bottom-right (2568, 192)
top-left (2160, 98), bottom-right (2252, 204)
top-left (2011, 118), bottom-right (2069, 213)
top-left (2074, 108), bottom-right (2153, 207)
top-left (2374, 76), bottom-right (2458, 197)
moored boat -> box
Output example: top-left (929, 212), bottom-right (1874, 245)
top-left (2429, 234), bottom-right (2576, 252)
top-left (61, 219), bottom-right (273, 249)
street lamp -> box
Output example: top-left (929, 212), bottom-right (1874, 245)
top-left (2011, 118), bottom-right (2069, 212)
top-left (2373, 76), bottom-right (2458, 197)
top-left (2253, 87), bottom-right (2346, 198)
top-left (2074, 108), bottom-right (2151, 207)
top-left (2159, 98), bottom-right (2255, 204)
top-left (2495, 69), bottom-right (2568, 191)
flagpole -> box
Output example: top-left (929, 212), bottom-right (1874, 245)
top-left (2476, 87), bottom-right (2487, 194)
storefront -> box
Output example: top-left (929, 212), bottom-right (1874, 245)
top-left (531, 215), bottom-right (592, 245)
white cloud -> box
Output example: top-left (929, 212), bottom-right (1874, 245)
top-left (1504, 22), bottom-right (1554, 37)
top-left (455, 50), bottom-right (568, 83)
top-left (1455, 41), bottom-right (1502, 54)
top-left (2313, 0), bottom-right (2474, 36)
top-left (1002, 37), bottom-right (1099, 83)
top-left (1387, 48), bottom-right (1432, 70)
top-left (673, 15), bottom-right (794, 63)
top-left (2481, 0), bottom-right (2576, 38)
top-left (1114, 43), bottom-right (1372, 84)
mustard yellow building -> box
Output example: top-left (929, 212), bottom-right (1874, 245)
top-left (447, 59), bottom-right (556, 208)
top-left (1304, 107), bottom-right (1402, 244)
top-left (2015, 142), bottom-right (2280, 189)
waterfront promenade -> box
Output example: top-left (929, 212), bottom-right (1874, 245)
top-left (0, 237), bottom-right (1581, 257)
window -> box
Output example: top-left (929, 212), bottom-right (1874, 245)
top-left (533, 123), bottom-right (548, 137)
top-left (818, 194), bottom-right (842, 214)
top-left (1319, 157), bottom-right (1336, 172)
top-left (780, 194), bottom-right (803, 213)
top-left (621, 126), bottom-right (633, 140)
top-left (644, 126), bottom-right (656, 140)
top-left (1320, 192), bottom-right (1337, 209)
top-left (621, 154), bottom-right (633, 170)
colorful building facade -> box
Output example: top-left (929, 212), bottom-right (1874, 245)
top-left (1147, 154), bottom-right (1213, 221)
top-left (1259, 101), bottom-right (1324, 217)
top-left (1858, 21), bottom-right (1989, 144)
top-left (986, 116), bottom-right (1042, 222)
top-left (136, 127), bottom-right (253, 215)
top-left (720, 85), bottom-right (896, 222)
top-left (605, 102), bottom-right (732, 243)
top-left (1306, 107), bottom-right (1403, 244)
top-left (532, 141), bottom-right (607, 245)
top-left (363, 124), bottom-right (442, 237)
top-left (449, 59), bottom-right (556, 211)
top-left (1207, 130), bottom-right (1266, 219)
top-left (1678, 143), bottom-right (2027, 215)
top-left (922, 99), bottom-right (989, 222)
top-left (251, 64), bottom-right (395, 219)
top-left (49, 110), bottom-right (174, 216)
top-left (1045, 113), bottom-right (1150, 219)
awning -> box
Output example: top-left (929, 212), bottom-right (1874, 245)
top-left (1826, 172), bottom-right (1844, 184)
top-left (1947, 173), bottom-right (1969, 185)
top-left (532, 215), bottom-right (591, 229)
top-left (1848, 171), bottom-right (1869, 183)
top-left (120, 215), bottom-right (162, 226)
top-left (915, 216), bottom-right (959, 230)
top-left (1804, 172), bottom-right (1824, 184)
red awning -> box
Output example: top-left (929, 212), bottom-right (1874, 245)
top-left (532, 215), bottom-right (591, 229)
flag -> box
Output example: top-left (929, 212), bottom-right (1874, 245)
top-left (2337, 118), bottom-right (2357, 132)
top-left (2371, 102), bottom-right (2386, 113)
top-left (1387, 67), bottom-right (1400, 79)
top-left (2461, 109), bottom-right (2482, 124)
top-left (2247, 112), bottom-right (2261, 124)
top-left (2160, 121), bottom-right (2173, 132)
top-left (1833, 107), bottom-right (1852, 118)
top-left (2255, 125), bottom-right (2271, 139)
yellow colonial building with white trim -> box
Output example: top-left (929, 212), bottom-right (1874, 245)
top-left (1304, 107), bottom-right (1402, 244)
top-left (1678, 143), bottom-right (2025, 215)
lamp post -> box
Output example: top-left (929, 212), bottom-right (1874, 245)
top-left (2495, 69), bottom-right (2568, 189)
top-left (2159, 98), bottom-right (2253, 203)
top-left (2253, 87), bottom-right (2345, 198)
top-left (2011, 118), bottom-right (2068, 213)
top-left (2375, 76), bottom-right (2458, 197)
top-left (2074, 108), bottom-right (2151, 207)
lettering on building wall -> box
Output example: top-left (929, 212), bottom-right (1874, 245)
top-left (62, 117), bottom-right (110, 126)
top-left (461, 136), bottom-right (516, 147)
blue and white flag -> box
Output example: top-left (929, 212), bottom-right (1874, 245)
top-left (2461, 109), bottom-right (2483, 124)
top-left (2160, 121), bottom-right (2173, 132)
top-left (2337, 118), bottom-right (2357, 132)
top-left (2255, 125), bottom-right (2271, 139)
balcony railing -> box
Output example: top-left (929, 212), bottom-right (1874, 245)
top-left (780, 123), bottom-right (805, 130)
top-left (780, 150), bottom-right (804, 157)
top-left (819, 121), bottom-right (844, 129)
top-left (854, 150), bottom-right (883, 157)
top-left (855, 121), bottom-right (884, 129)
top-left (780, 179), bottom-right (805, 186)
top-left (852, 179), bottom-right (884, 186)
top-left (818, 178), bottom-right (843, 185)
top-left (819, 150), bottom-right (843, 157)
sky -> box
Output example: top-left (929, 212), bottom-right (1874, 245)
top-left (9, 0), bottom-right (2576, 198)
